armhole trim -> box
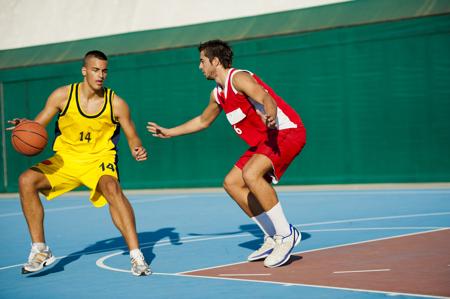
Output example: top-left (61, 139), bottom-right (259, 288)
top-left (213, 87), bottom-right (221, 105)
top-left (59, 84), bottom-right (75, 116)
top-left (109, 89), bottom-right (119, 124)
top-left (229, 69), bottom-right (253, 94)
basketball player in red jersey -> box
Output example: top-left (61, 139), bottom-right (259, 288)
top-left (147, 40), bottom-right (306, 268)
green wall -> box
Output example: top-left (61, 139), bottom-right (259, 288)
top-left (1, 13), bottom-right (450, 192)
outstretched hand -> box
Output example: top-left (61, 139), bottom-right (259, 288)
top-left (147, 122), bottom-right (171, 138)
top-left (256, 110), bottom-right (277, 129)
top-left (5, 118), bottom-right (28, 131)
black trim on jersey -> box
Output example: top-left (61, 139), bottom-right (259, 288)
top-left (109, 89), bottom-right (119, 124)
top-left (75, 85), bottom-right (108, 118)
top-left (111, 124), bottom-right (121, 152)
top-left (52, 115), bottom-right (62, 151)
top-left (59, 84), bottom-right (75, 116)
top-left (115, 153), bottom-right (120, 182)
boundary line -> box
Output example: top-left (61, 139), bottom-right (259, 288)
top-left (1, 182), bottom-right (450, 198)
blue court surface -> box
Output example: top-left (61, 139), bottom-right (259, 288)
top-left (1, 184), bottom-right (449, 299)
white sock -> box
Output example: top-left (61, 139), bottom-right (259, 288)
top-left (251, 212), bottom-right (276, 237)
top-left (266, 202), bottom-right (291, 237)
top-left (32, 242), bottom-right (46, 251)
top-left (129, 248), bottom-right (143, 259)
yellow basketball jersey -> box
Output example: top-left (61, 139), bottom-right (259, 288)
top-left (52, 83), bottom-right (120, 157)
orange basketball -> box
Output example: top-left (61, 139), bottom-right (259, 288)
top-left (11, 121), bottom-right (48, 156)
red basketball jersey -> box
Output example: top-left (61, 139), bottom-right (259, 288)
top-left (214, 69), bottom-right (304, 146)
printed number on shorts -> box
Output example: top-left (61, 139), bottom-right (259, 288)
top-left (233, 125), bottom-right (242, 135)
top-left (79, 131), bottom-right (92, 142)
top-left (99, 162), bottom-right (115, 172)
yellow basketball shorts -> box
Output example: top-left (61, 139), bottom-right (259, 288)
top-left (31, 152), bottom-right (119, 207)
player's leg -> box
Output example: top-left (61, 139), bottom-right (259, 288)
top-left (96, 175), bottom-right (151, 276)
top-left (241, 154), bottom-right (291, 236)
top-left (244, 128), bottom-right (306, 267)
top-left (18, 169), bottom-right (51, 243)
top-left (223, 166), bottom-right (277, 261)
top-left (19, 168), bottom-right (56, 273)
top-left (242, 154), bottom-right (300, 268)
top-left (223, 166), bottom-right (276, 235)
top-left (97, 175), bottom-right (138, 248)
top-left (241, 154), bottom-right (280, 211)
top-left (223, 166), bottom-right (265, 217)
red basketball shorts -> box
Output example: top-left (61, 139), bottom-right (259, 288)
top-left (235, 128), bottom-right (306, 184)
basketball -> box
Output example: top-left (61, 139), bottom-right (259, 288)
top-left (11, 121), bottom-right (48, 156)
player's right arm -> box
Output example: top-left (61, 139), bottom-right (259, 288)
top-left (147, 90), bottom-right (221, 138)
top-left (34, 86), bottom-right (70, 127)
top-left (7, 85), bottom-right (69, 130)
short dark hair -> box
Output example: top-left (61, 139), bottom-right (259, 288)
top-left (198, 40), bottom-right (233, 68)
top-left (83, 50), bottom-right (108, 66)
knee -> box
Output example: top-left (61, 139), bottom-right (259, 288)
top-left (19, 171), bottom-right (38, 190)
top-left (223, 174), bottom-right (239, 193)
top-left (223, 176), bottom-right (233, 193)
top-left (99, 177), bottom-right (124, 203)
top-left (242, 168), bottom-right (258, 187)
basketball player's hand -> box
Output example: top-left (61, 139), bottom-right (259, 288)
top-left (256, 110), bottom-right (277, 129)
top-left (133, 146), bottom-right (147, 161)
top-left (147, 122), bottom-right (171, 138)
top-left (6, 118), bottom-right (28, 130)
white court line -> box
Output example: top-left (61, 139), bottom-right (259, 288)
top-left (0, 195), bottom-right (190, 218)
top-left (175, 229), bottom-right (450, 299)
top-left (2, 183), bottom-right (449, 199)
top-left (218, 273), bottom-right (271, 277)
top-left (175, 273), bottom-right (447, 299)
top-left (1, 225), bottom-right (447, 272)
top-left (177, 228), bottom-right (449, 274)
top-left (92, 226), bottom-right (441, 274)
top-left (298, 211), bottom-right (450, 227)
top-left (306, 226), bottom-right (443, 232)
top-left (333, 269), bottom-right (391, 274)
top-left (96, 227), bottom-right (449, 275)
top-left (1, 226), bottom-right (447, 272)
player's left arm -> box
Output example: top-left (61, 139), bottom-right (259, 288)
top-left (232, 72), bottom-right (277, 128)
top-left (113, 94), bottom-right (147, 162)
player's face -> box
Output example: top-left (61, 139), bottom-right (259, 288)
top-left (82, 57), bottom-right (108, 91)
top-left (199, 51), bottom-right (216, 80)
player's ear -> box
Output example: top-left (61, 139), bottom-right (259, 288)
top-left (212, 57), bottom-right (220, 67)
top-left (81, 66), bottom-right (87, 77)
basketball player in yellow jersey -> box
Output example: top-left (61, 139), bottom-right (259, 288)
top-left (8, 51), bottom-right (151, 276)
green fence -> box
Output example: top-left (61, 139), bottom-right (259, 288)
top-left (1, 7), bottom-right (450, 192)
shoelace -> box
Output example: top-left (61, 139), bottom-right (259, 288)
top-left (29, 252), bottom-right (49, 264)
top-left (131, 256), bottom-right (146, 266)
top-left (273, 235), bottom-right (285, 244)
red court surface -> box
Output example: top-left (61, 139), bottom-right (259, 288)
top-left (183, 229), bottom-right (450, 298)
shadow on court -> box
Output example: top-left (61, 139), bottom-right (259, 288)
top-left (188, 224), bottom-right (311, 251)
top-left (27, 227), bottom-right (181, 277)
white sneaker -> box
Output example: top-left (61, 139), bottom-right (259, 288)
top-left (263, 225), bottom-right (301, 268)
top-left (248, 236), bottom-right (275, 261)
top-left (131, 253), bottom-right (152, 276)
top-left (22, 246), bottom-right (56, 274)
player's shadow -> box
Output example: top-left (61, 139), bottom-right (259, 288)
top-left (188, 224), bottom-right (311, 251)
top-left (27, 227), bottom-right (181, 277)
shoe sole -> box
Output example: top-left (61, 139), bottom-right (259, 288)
top-left (21, 255), bottom-right (56, 274)
top-left (247, 248), bottom-right (274, 262)
top-left (264, 228), bottom-right (301, 268)
top-left (132, 270), bottom-right (152, 276)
